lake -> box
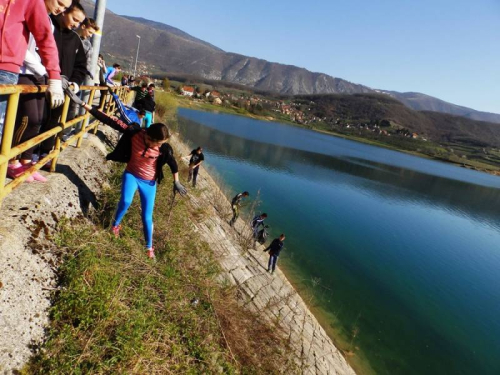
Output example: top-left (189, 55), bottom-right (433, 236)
top-left (177, 107), bottom-right (500, 375)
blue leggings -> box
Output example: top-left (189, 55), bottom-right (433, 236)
top-left (114, 171), bottom-right (157, 248)
top-left (143, 111), bottom-right (153, 128)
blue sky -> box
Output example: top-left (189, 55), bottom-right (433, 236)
top-left (103, 0), bottom-right (499, 114)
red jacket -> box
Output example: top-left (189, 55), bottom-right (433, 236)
top-left (0, 0), bottom-right (60, 79)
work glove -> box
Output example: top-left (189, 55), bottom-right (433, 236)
top-left (61, 75), bottom-right (69, 90)
top-left (65, 88), bottom-right (84, 106)
top-left (173, 180), bottom-right (187, 196)
top-left (70, 82), bottom-right (80, 94)
top-left (47, 79), bottom-right (65, 109)
top-left (61, 76), bottom-right (80, 93)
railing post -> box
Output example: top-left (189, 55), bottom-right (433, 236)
top-left (93, 88), bottom-right (107, 135)
top-left (76, 88), bottom-right (96, 148)
top-left (49, 96), bottom-right (71, 173)
top-left (0, 92), bottom-right (20, 204)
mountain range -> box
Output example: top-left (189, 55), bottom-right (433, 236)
top-left (81, 0), bottom-right (500, 124)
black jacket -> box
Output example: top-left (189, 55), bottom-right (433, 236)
top-left (90, 107), bottom-right (178, 183)
top-left (136, 95), bottom-right (156, 113)
top-left (50, 15), bottom-right (87, 84)
top-left (265, 239), bottom-right (284, 256)
top-left (189, 150), bottom-right (204, 166)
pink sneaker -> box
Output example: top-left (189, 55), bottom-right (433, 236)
top-left (31, 171), bottom-right (47, 182)
top-left (7, 163), bottom-right (34, 182)
top-left (111, 225), bottom-right (121, 237)
top-left (146, 247), bottom-right (155, 259)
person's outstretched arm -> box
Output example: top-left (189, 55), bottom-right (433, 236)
top-left (81, 103), bottom-right (131, 133)
top-left (162, 144), bottom-right (187, 196)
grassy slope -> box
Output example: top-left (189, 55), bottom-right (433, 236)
top-left (23, 98), bottom-right (296, 374)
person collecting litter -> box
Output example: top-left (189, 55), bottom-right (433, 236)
top-left (71, 95), bottom-right (188, 259)
top-left (264, 234), bottom-right (285, 274)
top-left (185, 146), bottom-right (204, 187)
top-left (251, 213), bottom-right (267, 239)
top-left (229, 191), bottom-right (249, 227)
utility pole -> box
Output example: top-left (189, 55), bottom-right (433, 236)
top-left (87, 0), bottom-right (107, 86)
top-left (79, 0), bottom-right (107, 127)
top-left (134, 35), bottom-right (141, 78)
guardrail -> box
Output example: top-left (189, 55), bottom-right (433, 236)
top-left (0, 84), bottom-right (128, 207)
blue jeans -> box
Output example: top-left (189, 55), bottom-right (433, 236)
top-left (268, 254), bottom-right (279, 273)
top-left (0, 70), bottom-right (19, 145)
top-left (114, 171), bottom-right (157, 248)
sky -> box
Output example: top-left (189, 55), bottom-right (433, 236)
top-left (103, 0), bottom-right (500, 114)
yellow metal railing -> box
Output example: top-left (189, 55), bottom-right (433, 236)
top-left (0, 84), bottom-right (128, 206)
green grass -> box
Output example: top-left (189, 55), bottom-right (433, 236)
top-left (23, 126), bottom-right (296, 374)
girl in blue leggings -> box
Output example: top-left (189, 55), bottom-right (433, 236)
top-left (81, 103), bottom-right (187, 258)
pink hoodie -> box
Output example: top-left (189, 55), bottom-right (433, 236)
top-left (0, 0), bottom-right (60, 79)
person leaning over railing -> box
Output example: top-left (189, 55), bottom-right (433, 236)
top-left (68, 92), bottom-right (187, 259)
top-left (6, 0), bottom-right (73, 183)
top-left (130, 83), bottom-right (149, 108)
top-left (63, 17), bottom-right (100, 139)
top-left (38, 2), bottom-right (87, 161)
top-left (0, 0), bottom-right (66, 146)
top-left (105, 63), bottom-right (121, 86)
top-left (96, 54), bottom-right (107, 107)
top-left (134, 90), bottom-right (155, 129)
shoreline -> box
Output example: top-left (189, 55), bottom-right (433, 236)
top-left (0, 87), bottom-right (356, 372)
top-left (175, 96), bottom-right (500, 177)
top-left (279, 260), bottom-right (375, 375)
top-left (172, 135), bottom-right (357, 374)
top-left (0, 125), bottom-right (355, 373)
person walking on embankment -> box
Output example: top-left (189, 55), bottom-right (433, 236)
top-left (73, 98), bottom-right (188, 259)
top-left (185, 146), bottom-right (204, 187)
top-left (229, 191), bottom-right (249, 227)
top-left (264, 234), bottom-right (285, 274)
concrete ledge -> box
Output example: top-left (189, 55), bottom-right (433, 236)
top-left (172, 136), bottom-right (355, 375)
top-left (0, 130), bottom-right (114, 373)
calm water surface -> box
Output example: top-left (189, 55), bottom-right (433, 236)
top-left (178, 108), bottom-right (500, 375)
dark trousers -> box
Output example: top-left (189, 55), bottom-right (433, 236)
top-left (40, 105), bottom-right (64, 154)
top-left (268, 254), bottom-right (278, 273)
top-left (229, 204), bottom-right (239, 226)
top-left (14, 75), bottom-right (46, 160)
top-left (187, 166), bottom-right (199, 187)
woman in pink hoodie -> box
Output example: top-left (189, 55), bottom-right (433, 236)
top-left (6, 0), bottom-right (72, 182)
top-left (0, 0), bottom-right (65, 155)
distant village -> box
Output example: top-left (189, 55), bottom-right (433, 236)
top-left (176, 84), bottom-right (425, 141)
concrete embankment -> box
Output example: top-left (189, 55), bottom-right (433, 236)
top-left (0, 126), bottom-right (355, 374)
top-left (0, 130), bottom-right (116, 373)
top-left (172, 137), bottom-right (355, 375)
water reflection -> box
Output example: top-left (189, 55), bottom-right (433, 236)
top-left (178, 111), bottom-right (500, 375)
top-left (179, 117), bottom-right (500, 229)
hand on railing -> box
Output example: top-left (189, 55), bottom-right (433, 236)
top-left (47, 79), bottom-right (64, 109)
top-left (65, 88), bottom-right (84, 106)
top-left (61, 76), bottom-right (80, 94)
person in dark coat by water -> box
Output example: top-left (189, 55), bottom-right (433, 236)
top-left (264, 234), bottom-right (285, 274)
top-left (185, 146), bottom-right (204, 187)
